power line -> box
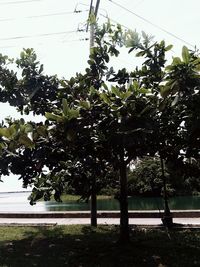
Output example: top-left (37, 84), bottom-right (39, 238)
top-left (0, 38), bottom-right (89, 49)
top-left (0, 0), bottom-right (41, 5)
top-left (0, 9), bottom-right (88, 22)
top-left (107, 0), bottom-right (196, 49)
top-left (0, 30), bottom-right (82, 42)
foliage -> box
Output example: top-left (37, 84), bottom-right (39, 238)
top-left (0, 21), bottom-right (200, 239)
top-left (128, 157), bottom-right (200, 197)
top-left (128, 157), bottom-right (167, 197)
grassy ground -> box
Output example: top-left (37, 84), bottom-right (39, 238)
top-left (0, 225), bottom-right (200, 267)
top-left (47, 194), bottom-right (113, 202)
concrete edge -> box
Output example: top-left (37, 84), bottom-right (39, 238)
top-left (0, 210), bottom-right (200, 218)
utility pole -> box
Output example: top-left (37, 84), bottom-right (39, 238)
top-left (87, 0), bottom-right (100, 49)
top-left (86, 0), bottom-right (101, 227)
top-left (90, 6), bottom-right (95, 48)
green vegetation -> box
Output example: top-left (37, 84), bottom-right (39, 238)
top-left (0, 21), bottom-right (200, 239)
top-left (49, 194), bottom-right (113, 202)
top-left (128, 157), bottom-right (200, 197)
top-left (0, 225), bottom-right (200, 267)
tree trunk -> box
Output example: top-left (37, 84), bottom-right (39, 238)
top-left (160, 157), bottom-right (173, 227)
top-left (90, 175), bottom-right (97, 227)
top-left (119, 150), bottom-right (129, 243)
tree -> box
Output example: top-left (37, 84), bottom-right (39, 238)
top-left (0, 22), bottom-right (200, 242)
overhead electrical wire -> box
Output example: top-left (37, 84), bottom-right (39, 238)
top-left (0, 0), bottom-right (41, 5)
top-left (0, 30), bottom-right (83, 42)
top-left (0, 9), bottom-right (88, 22)
top-left (0, 38), bottom-right (89, 49)
top-left (107, 0), bottom-right (196, 49)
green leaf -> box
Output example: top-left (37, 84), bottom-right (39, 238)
top-left (102, 83), bottom-right (108, 91)
top-left (100, 93), bottom-right (112, 105)
top-left (136, 51), bottom-right (145, 57)
top-left (89, 86), bottom-right (98, 95)
top-left (165, 44), bottom-right (173, 51)
top-left (45, 112), bottom-right (64, 122)
top-left (139, 88), bottom-right (151, 94)
top-left (62, 98), bottom-right (69, 116)
top-left (8, 140), bottom-right (17, 151)
top-left (160, 85), bottom-right (171, 98)
top-left (0, 142), bottom-right (6, 150)
top-left (25, 124), bottom-right (33, 133)
top-left (68, 109), bottom-right (79, 120)
top-left (36, 126), bottom-right (47, 137)
top-left (39, 64), bottom-right (43, 74)
top-left (111, 86), bottom-right (121, 98)
top-left (79, 100), bottom-right (91, 110)
top-left (193, 58), bottom-right (200, 71)
top-left (122, 91), bottom-right (132, 99)
top-left (18, 134), bottom-right (35, 149)
top-left (171, 95), bottom-right (179, 106)
top-left (172, 57), bottom-right (182, 65)
top-left (182, 46), bottom-right (190, 64)
top-left (0, 125), bottom-right (16, 139)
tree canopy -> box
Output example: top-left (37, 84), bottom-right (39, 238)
top-left (0, 21), bottom-right (200, 241)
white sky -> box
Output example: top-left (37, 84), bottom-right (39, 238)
top-left (0, 0), bottom-right (200, 192)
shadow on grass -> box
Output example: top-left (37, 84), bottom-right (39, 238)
top-left (0, 225), bottom-right (200, 267)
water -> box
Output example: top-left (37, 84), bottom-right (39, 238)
top-left (0, 192), bottom-right (45, 212)
top-left (0, 192), bottom-right (200, 212)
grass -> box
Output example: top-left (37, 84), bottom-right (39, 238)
top-left (0, 225), bottom-right (200, 267)
top-left (41, 194), bottom-right (113, 202)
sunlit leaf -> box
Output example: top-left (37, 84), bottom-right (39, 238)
top-left (25, 124), bottom-right (33, 133)
top-left (79, 100), bottom-right (91, 110)
top-left (171, 95), bottom-right (179, 106)
top-left (165, 44), bottom-right (173, 51)
top-left (182, 46), bottom-right (190, 64)
top-left (18, 134), bottom-right (35, 149)
top-left (100, 93), bottom-right (112, 105)
top-left (45, 112), bottom-right (64, 122)
top-left (172, 57), bottom-right (182, 65)
top-left (0, 125), bottom-right (16, 139)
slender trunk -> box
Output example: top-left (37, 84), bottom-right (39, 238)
top-left (90, 175), bottom-right (97, 227)
top-left (160, 157), bottom-right (173, 227)
top-left (119, 149), bottom-right (129, 243)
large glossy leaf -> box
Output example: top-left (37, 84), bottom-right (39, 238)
top-left (172, 57), bottom-right (182, 66)
top-left (182, 46), bottom-right (190, 64)
top-left (111, 86), bottom-right (121, 98)
top-left (160, 85), bottom-right (171, 98)
top-left (45, 112), bottom-right (64, 122)
top-left (100, 93), bottom-right (112, 105)
top-left (18, 133), bottom-right (35, 149)
top-left (62, 98), bottom-right (69, 116)
top-left (165, 44), bottom-right (173, 51)
top-left (0, 125), bottom-right (16, 139)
